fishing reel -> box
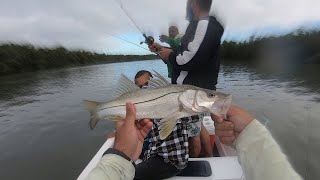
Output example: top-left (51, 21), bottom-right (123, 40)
top-left (140, 34), bottom-right (162, 53)
top-left (140, 34), bottom-right (155, 46)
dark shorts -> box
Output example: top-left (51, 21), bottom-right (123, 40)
top-left (134, 156), bottom-right (182, 180)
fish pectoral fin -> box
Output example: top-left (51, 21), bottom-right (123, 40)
top-left (159, 112), bottom-right (183, 140)
top-left (107, 115), bottom-right (123, 121)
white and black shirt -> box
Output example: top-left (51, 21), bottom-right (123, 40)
top-left (169, 16), bottom-right (224, 90)
top-left (144, 115), bottom-right (200, 170)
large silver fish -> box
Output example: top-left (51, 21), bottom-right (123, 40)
top-left (84, 72), bottom-right (232, 140)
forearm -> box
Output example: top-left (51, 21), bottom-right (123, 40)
top-left (86, 154), bottom-right (135, 180)
top-left (235, 120), bottom-right (302, 180)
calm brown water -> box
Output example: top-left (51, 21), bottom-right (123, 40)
top-left (0, 60), bottom-right (319, 179)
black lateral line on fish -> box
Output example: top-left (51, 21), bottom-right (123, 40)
top-left (100, 91), bottom-right (184, 110)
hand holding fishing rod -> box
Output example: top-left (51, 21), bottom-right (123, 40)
top-left (116, 0), bottom-right (171, 60)
top-left (141, 35), bottom-right (165, 55)
top-left (148, 42), bottom-right (173, 61)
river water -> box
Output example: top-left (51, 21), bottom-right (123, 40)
top-left (0, 60), bottom-right (319, 180)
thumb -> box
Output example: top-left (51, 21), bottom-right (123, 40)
top-left (211, 114), bottom-right (224, 124)
top-left (125, 102), bottom-right (136, 125)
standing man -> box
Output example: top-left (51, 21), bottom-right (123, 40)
top-left (150, 0), bottom-right (223, 158)
top-left (150, 0), bottom-right (224, 90)
top-left (159, 26), bottom-right (183, 78)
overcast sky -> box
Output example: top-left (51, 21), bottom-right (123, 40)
top-left (1, 0), bottom-right (320, 54)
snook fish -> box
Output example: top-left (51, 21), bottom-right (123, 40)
top-left (84, 72), bottom-right (232, 140)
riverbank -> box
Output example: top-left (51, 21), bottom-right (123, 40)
top-left (0, 44), bottom-right (158, 76)
top-left (220, 29), bottom-right (320, 64)
top-left (2, 29), bottom-right (320, 76)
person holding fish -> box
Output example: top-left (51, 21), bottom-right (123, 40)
top-left (133, 70), bottom-right (207, 179)
top-left (85, 0), bottom-right (225, 179)
top-left (84, 0), bottom-right (299, 179)
top-left (86, 103), bottom-right (301, 180)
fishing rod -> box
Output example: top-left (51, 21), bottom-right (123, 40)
top-left (115, 0), bottom-right (158, 49)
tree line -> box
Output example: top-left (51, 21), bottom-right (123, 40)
top-left (1, 29), bottom-right (320, 76)
top-left (0, 44), bottom-right (157, 76)
top-left (220, 29), bottom-right (320, 64)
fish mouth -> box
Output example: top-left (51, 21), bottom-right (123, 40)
top-left (209, 95), bottom-right (232, 117)
top-left (196, 93), bottom-right (232, 117)
top-left (220, 95), bottom-right (232, 117)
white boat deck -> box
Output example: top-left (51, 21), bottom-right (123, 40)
top-left (169, 157), bottom-right (245, 180)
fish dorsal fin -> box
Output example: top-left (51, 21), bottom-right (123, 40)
top-left (114, 74), bottom-right (140, 97)
top-left (148, 70), bottom-right (170, 89)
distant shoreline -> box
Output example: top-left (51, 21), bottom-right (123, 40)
top-left (0, 43), bottom-right (158, 76)
top-left (2, 29), bottom-right (320, 76)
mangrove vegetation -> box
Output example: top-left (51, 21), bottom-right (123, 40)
top-left (1, 29), bottom-right (320, 76)
top-left (0, 44), bottom-right (157, 76)
top-left (220, 29), bottom-right (320, 63)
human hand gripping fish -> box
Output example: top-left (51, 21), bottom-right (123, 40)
top-left (84, 71), bottom-right (232, 140)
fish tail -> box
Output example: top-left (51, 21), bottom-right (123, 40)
top-left (84, 100), bottom-right (100, 130)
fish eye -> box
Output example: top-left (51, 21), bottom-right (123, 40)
top-left (208, 92), bottom-right (215, 98)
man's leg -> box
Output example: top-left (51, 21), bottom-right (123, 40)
top-left (200, 124), bottom-right (213, 157)
top-left (134, 156), bottom-right (181, 180)
top-left (188, 135), bottom-right (201, 158)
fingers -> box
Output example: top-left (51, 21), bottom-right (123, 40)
top-left (215, 129), bottom-right (235, 137)
top-left (125, 102), bottom-right (136, 126)
top-left (214, 120), bottom-right (236, 145)
top-left (148, 43), bottom-right (162, 52)
top-left (136, 119), bottom-right (153, 138)
top-left (148, 45), bottom-right (156, 52)
top-left (214, 121), bottom-right (234, 130)
top-left (136, 119), bottom-right (150, 129)
top-left (211, 114), bottom-right (224, 123)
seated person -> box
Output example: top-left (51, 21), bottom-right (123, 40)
top-left (134, 70), bottom-right (201, 180)
top-left (134, 70), bottom-right (153, 88)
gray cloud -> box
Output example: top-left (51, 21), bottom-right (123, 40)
top-left (1, 0), bottom-right (320, 54)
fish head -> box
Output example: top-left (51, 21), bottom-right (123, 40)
top-left (194, 90), bottom-right (232, 117)
top-left (178, 89), bottom-right (198, 112)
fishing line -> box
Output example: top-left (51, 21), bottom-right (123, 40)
top-left (113, 0), bottom-right (164, 59)
top-left (115, 0), bottom-right (144, 35)
top-left (109, 34), bottom-right (151, 52)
